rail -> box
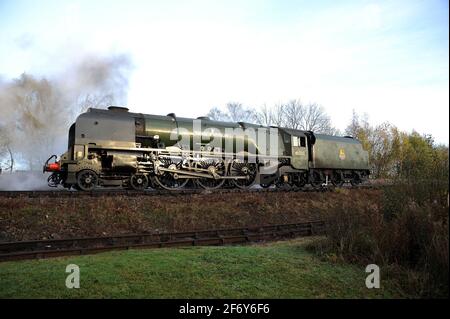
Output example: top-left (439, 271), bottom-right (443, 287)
top-left (0, 184), bottom-right (381, 198)
top-left (0, 221), bottom-right (326, 262)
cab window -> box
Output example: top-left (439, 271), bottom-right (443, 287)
top-left (292, 136), bottom-right (306, 147)
top-left (300, 136), bottom-right (306, 147)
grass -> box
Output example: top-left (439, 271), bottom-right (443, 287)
top-left (0, 238), bottom-right (407, 298)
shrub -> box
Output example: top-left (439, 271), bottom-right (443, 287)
top-left (308, 180), bottom-right (449, 298)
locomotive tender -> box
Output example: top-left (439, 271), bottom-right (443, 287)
top-left (44, 106), bottom-right (370, 191)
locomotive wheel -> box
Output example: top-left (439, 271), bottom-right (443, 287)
top-left (148, 176), bottom-right (160, 189)
top-left (332, 179), bottom-right (344, 187)
top-left (154, 158), bottom-right (189, 190)
top-left (76, 169), bottom-right (98, 191)
top-left (47, 173), bottom-right (63, 188)
top-left (130, 174), bottom-right (149, 190)
top-left (310, 180), bottom-right (323, 188)
top-left (154, 173), bottom-right (188, 190)
top-left (331, 171), bottom-right (345, 187)
top-left (148, 176), bottom-right (157, 189)
top-left (195, 160), bottom-right (226, 190)
top-left (275, 178), bottom-right (292, 190)
top-left (350, 173), bottom-right (361, 186)
top-left (229, 160), bottom-right (257, 189)
top-left (293, 174), bottom-right (307, 188)
top-left (309, 171), bottom-right (323, 188)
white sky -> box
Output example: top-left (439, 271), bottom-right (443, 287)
top-left (0, 0), bottom-right (448, 143)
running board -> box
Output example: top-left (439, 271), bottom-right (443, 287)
top-left (157, 167), bottom-right (249, 180)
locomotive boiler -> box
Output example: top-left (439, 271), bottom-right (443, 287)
top-left (44, 106), bottom-right (370, 191)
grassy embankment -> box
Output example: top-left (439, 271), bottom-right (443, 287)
top-left (0, 238), bottom-right (408, 298)
top-left (0, 189), bottom-right (380, 241)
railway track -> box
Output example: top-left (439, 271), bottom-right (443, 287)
top-left (0, 221), bottom-right (326, 262)
top-left (0, 184), bottom-right (381, 198)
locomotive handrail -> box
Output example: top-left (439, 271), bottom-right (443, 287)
top-left (87, 144), bottom-right (285, 160)
top-left (43, 155), bottom-right (57, 173)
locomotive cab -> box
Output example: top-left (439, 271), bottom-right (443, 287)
top-left (277, 128), bottom-right (310, 170)
top-left (290, 134), bottom-right (308, 170)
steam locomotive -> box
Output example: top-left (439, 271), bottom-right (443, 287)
top-left (44, 106), bottom-right (370, 191)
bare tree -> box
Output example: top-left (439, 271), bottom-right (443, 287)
top-left (345, 109), bottom-right (360, 137)
top-left (206, 102), bottom-right (257, 123)
top-left (345, 109), bottom-right (370, 137)
top-left (282, 99), bottom-right (304, 130)
top-left (0, 127), bottom-right (14, 173)
top-left (226, 102), bottom-right (257, 123)
top-left (7, 74), bottom-right (69, 170)
top-left (270, 103), bottom-right (285, 127)
top-left (299, 103), bottom-right (335, 134)
top-left (255, 104), bottom-right (273, 126)
top-left (0, 54), bottom-right (132, 171)
top-left (207, 99), bottom-right (338, 134)
top-left (206, 107), bottom-right (227, 121)
top-left (72, 92), bottom-right (114, 116)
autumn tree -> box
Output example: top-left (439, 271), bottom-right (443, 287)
top-left (345, 110), bottom-right (449, 183)
top-left (345, 110), bottom-right (372, 148)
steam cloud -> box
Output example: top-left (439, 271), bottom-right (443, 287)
top-left (0, 53), bottom-right (133, 189)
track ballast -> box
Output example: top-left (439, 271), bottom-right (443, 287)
top-left (0, 183), bottom-right (381, 198)
top-left (0, 221), bottom-right (326, 262)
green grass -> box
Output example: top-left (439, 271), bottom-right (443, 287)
top-left (0, 238), bottom-right (407, 298)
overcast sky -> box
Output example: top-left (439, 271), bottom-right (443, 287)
top-left (0, 0), bottom-right (448, 143)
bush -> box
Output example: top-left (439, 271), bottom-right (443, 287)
top-left (308, 180), bottom-right (449, 298)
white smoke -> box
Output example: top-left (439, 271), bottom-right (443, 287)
top-left (0, 53), bottom-right (133, 190)
top-left (0, 172), bottom-right (50, 191)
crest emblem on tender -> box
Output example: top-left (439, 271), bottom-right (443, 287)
top-left (339, 148), bottom-right (346, 160)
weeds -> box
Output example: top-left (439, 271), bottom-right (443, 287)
top-left (307, 181), bottom-right (449, 298)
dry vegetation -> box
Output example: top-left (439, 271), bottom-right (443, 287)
top-left (303, 122), bottom-right (449, 298)
top-left (0, 189), bottom-right (380, 242)
top-left (308, 181), bottom-right (448, 298)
